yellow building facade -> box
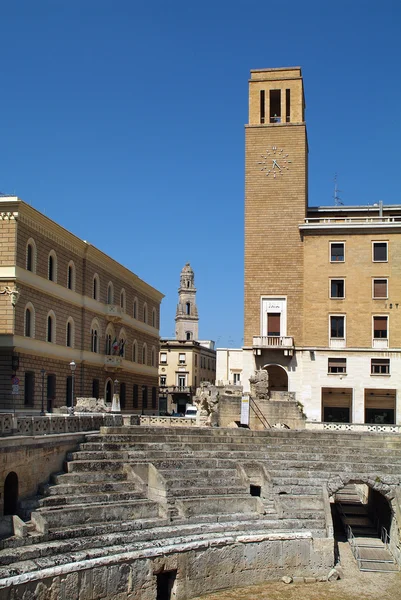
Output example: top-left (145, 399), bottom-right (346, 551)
top-left (219, 67), bottom-right (401, 427)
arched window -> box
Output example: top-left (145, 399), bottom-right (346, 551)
top-left (133, 297), bottom-right (138, 319)
top-left (186, 302), bottom-right (191, 315)
top-left (105, 323), bottom-right (115, 355)
top-left (93, 274), bottom-right (100, 301)
top-left (151, 346), bottom-right (156, 367)
top-left (66, 318), bottom-right (74, 348)
top-left (187, 280), bottom-right (190, 288)
top-left (26, 238), bottom-right (36, 272)
top-left (152, 308), bottom-right (156, 328)
top-left (46, 311), bottom-right (56, 343)
top-left (24, 303), bottom-right (35, 337)
top-left (107, 282), bottom-right (114, 304)
top-left (142, 343), bottom-right (147, 365)
top-left (90, 319), bottom-right (100, 353)
top-left (48, 251), bottom-right (57, 282)
top-left (143, 302), bottom-right (148, 324)
top-left (120, 289), bottom-right (126, 312)
top-left (67, 261), bottom-right (75, 291)
top-left (105, 379), bottom-right (113, 403)
top-left (132, 340), bottom-right (138, 362)
top-left (186, 331), bottom-right (192, 341)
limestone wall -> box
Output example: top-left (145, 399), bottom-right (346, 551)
top-left (0, 432), bottom-right (86, 514)
top-left (0, 533), bottom-right (334, 599)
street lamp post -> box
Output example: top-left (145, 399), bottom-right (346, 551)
top-left (40, 369), bottom-right (46, 415)
top-left (69, 361), bottom-right (76, 415)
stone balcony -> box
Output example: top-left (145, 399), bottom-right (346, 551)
top-left (253, 336), bottom-right (294, 356)
top-left (159, 386), bottom-right (193, 395)
top-left (104, 355), bottom-right (122, 371)
top-left (106, 304), bottom-right (122, 322)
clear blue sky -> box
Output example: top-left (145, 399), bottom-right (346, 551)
top-left (1, 1), bottom-right (400, 347)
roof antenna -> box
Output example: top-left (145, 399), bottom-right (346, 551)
top-left (333, 174), bottom-right (343, 206)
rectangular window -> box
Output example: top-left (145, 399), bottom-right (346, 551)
top-left (330, 242), bottom-right (345, 262)
top-left (66, 376), bottom-right (72, 407)
top-left (24, 372), bottom-right (35, 406)
top-left (160, 375), bottom-right (166, 386)
top-left (285, 88), bottom-right (291, 122)
top-left (269, 89), bottom-right (281, 123)
top-left (260, 90), bottom-right (265, 124)
top-left (142, 385), bottom-right (148, 409)
top-left (233, 372), bottom-right (241, 384)
top-left (330, 316), bottom-right (345, 338)
top-left (151, 386), bottom-right (157, 409)
top-left (373, 316), bottom-right (388, 339)
top-left (328, 358), bottom-right (347, 374)
top-left (120, 382), bottom-right (126, 409)
top-left (133, 384), bottom-right (138, 409)
top-left (330, 279), bottom-right (345, 299)
top-left (92, 378), bottom-right (99, 399)
top-left (178, 353), bottom-right (186, 364)
top-left (160, 353), bottom-right (167, 364)
top-left (195, 354), bottom-right (198, 367)
top-left (371, 358), bottom-right (390, 375)
top-left (373, 242), bottom-right (387, 262)
top-left (373, 279), bottom-right (388, 299)
top-left (267, 313), bottom-right (280, 336)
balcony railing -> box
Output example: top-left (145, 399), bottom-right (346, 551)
top-left (106, 304), bottom-right (122, 322)
top-left (104, 355), bottom-right (122, 370)
top-left (303, 216), bottom-right (401, 225)
top-left (253, 336), bottom-right (294, 349)
top-left (159, 386), bottom-right (193, 394)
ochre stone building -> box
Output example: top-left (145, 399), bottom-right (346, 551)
top-left (218, 67), bottom-right (401, 425)
top-left (0, 196), bottom-right (163, 413)
top-left (159, 263), bottom-right (216, 414)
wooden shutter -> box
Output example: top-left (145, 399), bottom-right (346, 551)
top-left (267, 313), bottom-right (280, 336)
top-left (374, 316), bottom-right (387, 330)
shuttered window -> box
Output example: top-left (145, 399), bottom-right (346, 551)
top-left (371, 359), bottom-right (390, 374)
top-left (328, 358), bottom-right (346, 373)
top-left (373, 279), bottom-right (387, 298)
top-left (267, 313), bottom-right (280, 336)
top-left (373, 316), bottom-right (388, 338)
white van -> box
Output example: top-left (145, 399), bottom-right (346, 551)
top-left (184, 405), bottom-right (198, 419)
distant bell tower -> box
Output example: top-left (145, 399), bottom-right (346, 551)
top-left (175, 263), bottom-right (199, 341)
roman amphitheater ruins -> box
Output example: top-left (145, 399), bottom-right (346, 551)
top-left (0, 376), bottom-right (400, 600)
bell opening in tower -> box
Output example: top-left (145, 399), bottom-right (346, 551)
top-left (270, 89), bottom-right (281, 123)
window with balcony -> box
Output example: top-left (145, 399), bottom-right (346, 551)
top-left (373, 316), bottom-right (388, 339)
top-left (373, 242), bottom-right (387, 262)
top-left (330, 316), bottom-right (345, 339)
top-left (371, 358), bottom-right (390, 375)
top-left (267, 313), bottom-right (280, 336)
top-left (179, 353), bottom-right (186, 364)
top-left (177, 375), bottom-right (186, 388)
top-left (373, 279), bottom-right (388, 299)
top-left (330, 242), bottom-right (345, 262)
top-left (330, 279), bottom-right (345, 299)
top-left (328, 358), bottom-right (346, 374)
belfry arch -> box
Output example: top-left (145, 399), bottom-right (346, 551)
top-left (262, 364), bottom-right (288, 392)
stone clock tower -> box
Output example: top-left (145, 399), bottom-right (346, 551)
top-left (244, 67), bottom-right (308, 348)
top-left (175, 263), bottom-right (199, 341)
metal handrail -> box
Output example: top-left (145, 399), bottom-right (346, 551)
top-left (249, 397), bottom-right (271, 429)
top-left (347, 524), bottom-right (362, 569)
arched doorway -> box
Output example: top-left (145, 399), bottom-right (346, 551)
top-left (4, 472), bottom-right (18, 515)
top-left (105, 379), bottom-right (113, 404)
top-left (264, 364), bottom-right (288, 391)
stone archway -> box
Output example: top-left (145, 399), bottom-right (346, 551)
top-left (263, 364), bottom-right (288, 392)
top-left (3, 471), bottom-right (18, 515)
top-left (105, 379), bottom-right (113, 404)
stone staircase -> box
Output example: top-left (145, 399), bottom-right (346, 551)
top-left (335, 484), bottom-right (398, 573)
top-left (0, 426), bottom-right (400, 582)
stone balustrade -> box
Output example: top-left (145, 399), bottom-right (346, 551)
top-left (0, 413), bottom-right (123, 437)
top-left (305, 421), bottom-right (401, 434)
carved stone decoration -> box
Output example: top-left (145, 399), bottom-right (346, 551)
top-left (249, 369), bottom-right (270, 400)
top-left (194, 382), bottom-right (220, 426)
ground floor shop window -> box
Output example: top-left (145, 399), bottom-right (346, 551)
top-left (365, 389), bottom-right (395, 424)
top-left (322, 387), bottom-right (352, 423)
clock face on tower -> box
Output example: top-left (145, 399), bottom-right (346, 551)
top-left (257, 146), bottom-right (292, 178)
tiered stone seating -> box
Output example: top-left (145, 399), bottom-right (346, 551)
top-left (0, 426), bottom-right (400, 582)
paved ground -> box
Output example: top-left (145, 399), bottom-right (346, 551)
top-left (192, 542), bottom-right (401, 600)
